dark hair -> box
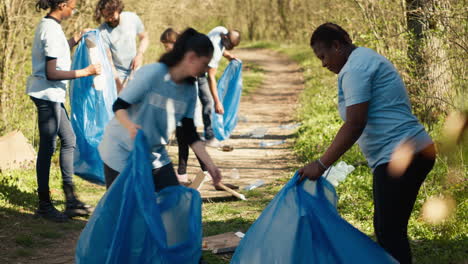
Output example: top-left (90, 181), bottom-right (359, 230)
top-left (159, 28), bottom-right (213, 67)
top-left (36, 0), bottom-right (68, 11)
top-left (310, 22), bottom-right (352, 48)
top-left (94, 0), bottom-right (124, 23)
top-left (159, 28), bottom-right (213, 84)
top-left (160, 28), bottom-right (179, 44)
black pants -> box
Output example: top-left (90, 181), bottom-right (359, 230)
top-left (104, 162), bottom-right (180, 192)
top-left (373, 148), bottom-right (435, 264)
top-left (31, 97), bottom-right (76, 193)
top-left (175, 126), bottom-right (207, 175)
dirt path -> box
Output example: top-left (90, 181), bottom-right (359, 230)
top-left (10, 48), bottom-right (305, 263)
top-left (168, 47), bottom-right (304, 198)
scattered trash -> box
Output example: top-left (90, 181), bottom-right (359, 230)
top-left (259, 140), bottom-right (286, 147)
top-left (235, 231), bottom-right (245, 238)
top-left (220, 145), bottom-right (234, 152)
top-left (203, 232), bottom-right (242, 254)
top-left (278, 123), bottom-right (301, 130)
top-left (323, 161), bottom-right (355, 187)
top-left (230, 168), bottom-right (240, 179)
top-left (250, 127), bottom-right (268, 138)
top-left (243, 180), bottom-right (265, 191)
top-left (238, 115), bottom-right (248, 123)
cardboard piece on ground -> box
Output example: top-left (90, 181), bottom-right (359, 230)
top-left (189, 172), bottom-right (206, 190)
top-left (0, 131), bottom-right (36, 171)
top-left (202, 232), bottom-right (242, 254)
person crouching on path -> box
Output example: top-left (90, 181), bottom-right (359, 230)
top-left (300, 22), bottom-right (436, 264)
top-left (28, 0), bottom-right (101, 222)
top-left (99, 28), bottom-right (222, 191)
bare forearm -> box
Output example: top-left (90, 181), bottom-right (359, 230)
top-left (208, 74), bottom-right (220, 104)
top-left (137, 34), bottom-right (149, 55)
top-left (46, 68), bottom-right (91, 80)
top-left (320, 122), bottom-right (365, 167)
top-left (190, 141), bottom-right (216, 168)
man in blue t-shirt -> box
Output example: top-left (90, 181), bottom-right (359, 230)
top-left (95, 0), bottom-right (149, 93)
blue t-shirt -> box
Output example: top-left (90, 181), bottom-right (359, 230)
top-left (207, 26), bottom-right (228, 69)
top-left (338, 47), bottom-right (432, 168)
top-left (27, 17), bottom-right (71, 102)
top-left (99, 12), bottom-right (145, 80)
top-left (98, 63), bottom-right (197, 172)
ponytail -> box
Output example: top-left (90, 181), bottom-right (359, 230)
top-left (159, 28), bottom-right (213, 68)
top-left (35, 0), bottom-right (68, 11)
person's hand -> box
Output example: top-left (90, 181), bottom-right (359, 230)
top-left (124, 121), bottom-right (141, 139)
top-left (207, 165), bottom-right (222, 185)
top-left (298, 160), bottom-right (326, 182)
top-left (131, 53), bottom-right (143, 70)
top-left (74, 28), bottom-right (93, 43)
top-left (86, 64), bottom-right (101, 76)
top-left (214, 101), bottom-right (224, 114)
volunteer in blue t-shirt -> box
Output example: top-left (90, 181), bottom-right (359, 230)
top-left (94, 0), bottom-right (149, 92)
top-left (299, 23), bottom-right (436, 264)
top-left (28, 0), bottom-right (101, 222)
top-left (99, 28), bottom-right (222, 191)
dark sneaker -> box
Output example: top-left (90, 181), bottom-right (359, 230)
top-left (34, 201), bottom-right (68, 223)
top-left (64, 199), bottom-right (93, 217)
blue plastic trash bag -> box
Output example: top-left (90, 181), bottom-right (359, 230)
top-left (75, 131), bottom-right (202, 264)
top-left (212, 60), bottom-right (243, 140)
top-left (231, 172), bottom-right (398, 264)
top-left (70, 30), bottom-right (117, 184)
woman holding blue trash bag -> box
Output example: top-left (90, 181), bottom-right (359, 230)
top-left (99, 28), bottom-right (222, 191)
top-left (28, 0), bottom-right (101, 222)
top-left (299, 23), bottom-right (436, 264)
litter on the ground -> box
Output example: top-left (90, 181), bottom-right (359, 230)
top-left (238, 115), bottom-right (248, 123)
top-left (217, 183), bottom-right (246, 200)
top-left (243, 180), bottom-right (265, 191)
top-left (259, 140), bottom-right (286, 147)
top-left (230, 168), bottom-right (240, 179)
top-left (249, 127), bottom-right (268, 138)
top-left (219, 145), bottom-right (234, 152)
top-left (202, 232), bottom-right (242, 254)
top-left (278, 123), bottom-right (301, 130)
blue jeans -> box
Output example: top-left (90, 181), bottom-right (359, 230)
top-left (197, 76), bottom-right (214, 140)
top-left (31, 97), bottom-right (76, 193)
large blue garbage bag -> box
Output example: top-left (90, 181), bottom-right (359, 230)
top-left (212, 60), bottom-right (243, 140)
top-left (75, 131), bottom-right (202, 264)
top-left (70, 30), bottom-right (117, 184)
top-left (231, 172), bottom-right (398, 264)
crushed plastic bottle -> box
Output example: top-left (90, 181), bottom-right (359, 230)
top-left (230, 168), bottom-right (240, 179)
top-left (259, 140), bottom-right (286, 147)
top-left (278, 123), bottom-right (301, 130)
top-left (250, 127), bottom-right (268, 138)
top-left (323, 161), bottom-right (355, 187)
top-left (243, 180), bottom-right (265, 191)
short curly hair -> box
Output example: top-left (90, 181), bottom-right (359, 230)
top-left (94, 0), bottom-right (124, 23)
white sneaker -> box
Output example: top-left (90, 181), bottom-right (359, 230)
top-left (205, 138), bottom-right (221, 148)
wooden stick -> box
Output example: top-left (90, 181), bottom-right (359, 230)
top-left (217, 183), bottom-right (246, 200)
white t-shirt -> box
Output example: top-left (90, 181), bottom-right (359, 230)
top-left (99, 12), bottom-right (145, 80)
top-left (207, 26), bottom-right (228, 69)
top-left (27, 17), bottom-right (71, 102)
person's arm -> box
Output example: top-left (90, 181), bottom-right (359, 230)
top-left (112, 98), bottom-right (141, 138)
top-left (67, 28), bottom-right (93, 49)
top-left (178, 117), bottom-right (222, 184)
top-left (46, 59), bottom-right (100, 80)
top-left (131, 31), bottom-right (149, 70)
top-left (190, 141), bottom-right (222, 185)
top-left (106, 48), bottom-right (124, 93)
top-left (299, 102), bottom-right (369, 181)
top-left (223, 50), bottom-right (237, 61)
top-left (207, 67), bottom-right (224, 114)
